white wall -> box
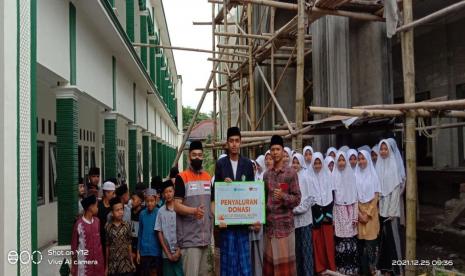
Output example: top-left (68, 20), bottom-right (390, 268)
top-left (116, 65), bottom-right (134, 120)
top-left (148, 104), bottom-right (155, 133)
top-left (114, 0), bottom-right (127, 32)
top-left (0, 1), bottom-right (19, 273)
top-left (36, 80), bottom-right (59, 247)
top-left (135, 88), bottom-right (147, 129)
top-left (76, 5), bottom-right (113, 108)
top-left (37, 0), bottom-right (70, 82)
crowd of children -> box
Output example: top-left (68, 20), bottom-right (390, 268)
top-left (71, 128), bottom-right (406, 276)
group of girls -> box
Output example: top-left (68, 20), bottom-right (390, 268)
top-left (252, 138), bottom-right (406, 276)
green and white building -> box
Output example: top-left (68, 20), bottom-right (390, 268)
top-left (0, 0), bottom-right (183, 274)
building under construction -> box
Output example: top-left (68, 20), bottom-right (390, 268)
top-left (176, 0), bottom-right (465, 273)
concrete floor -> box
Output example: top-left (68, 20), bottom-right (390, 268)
top-left (38, 244), bottom-right (72, 276)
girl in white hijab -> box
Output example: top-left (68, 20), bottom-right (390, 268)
top-left (303, 145), bottom-right (314, 169)
top-left (324, 156), bottom-right (335, 174)
top-left (291, 153), bottom-right (315, 276)
top-left (310, 152), bottom-right (336, 273)
top-left (371, 145), bottom-right (379, 165)
top-left (333, 151), bottom-right (359, 275)
top-left (347, 149), bottom-right (358, 171)
top-left (283, 147), bottom-right (292, 167)
top-left (264, 150), bottom-right (274, 171)
top-left (326, 147), bottom-right (337, 159)
top-left (339, 145), bottom-right (350, 153)
top-left (355, 150), bottom-right (381, 276)
top-left (376, 139), bottom-right (404, 275)
top-left (255, 155), bottom-right (266, 181)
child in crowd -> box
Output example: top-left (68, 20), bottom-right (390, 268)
top-left (155, 181), bottom-right (183, 276)
top-left (71, 195), bottom-right (105, 276)
top-left (131, 191), bottom-right (144, 274)
top-left (137, 188), bottom-right (162, 276)
top-left (105, 197), bottom-right (135, 275)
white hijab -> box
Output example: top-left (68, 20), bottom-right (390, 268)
top-left (256, 155), bottom-right (265, 172)
top-left (339, 145), bottom-right (350, 153)
top-left (376, 139), bottom-right (404, 196)
top-left (347, 149), bottom-right (358, 171)
top-left (387, 138), bottom-right (406, 182)
top-left (303, 145), bottom-right (314, 168)
top-left (326, 147), bottom-right (337, 158)
top-left (355, 150), bottom-right (381, 203)
top-left (324, 156), bottom-right (335, 174)
top-left (310, 152), bottom-right (334, 206)
top-left (358, 145), bottom-right (371, 153)
top-left (333, 151), bottom-right (358, 205)
top-left (292, 153), bottom-right (314, 206)
top-left (284, 147), bottom-right (292, 167)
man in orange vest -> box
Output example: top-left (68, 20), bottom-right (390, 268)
top-left (174, 140), bottom-right (212, 276)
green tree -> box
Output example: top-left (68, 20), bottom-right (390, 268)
top-left (182, 106), bottom-right (210, 129)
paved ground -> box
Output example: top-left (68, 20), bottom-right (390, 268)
top-left (39, 244), bottom-right (72, 276)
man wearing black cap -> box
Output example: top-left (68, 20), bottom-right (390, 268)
top-left (173, 140), bottom-right (212, 276)
top-left (212, 127), bottom-right (257, 276)
top-left (263, 135), bottom-right (301, 275)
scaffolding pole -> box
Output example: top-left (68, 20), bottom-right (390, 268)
top-left (294, 0), bottom-right (306, 152)
top-left (401, 0), bottom-right (417, 274)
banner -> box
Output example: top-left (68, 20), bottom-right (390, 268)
top-left (214, 181), bottom-right (265, 225)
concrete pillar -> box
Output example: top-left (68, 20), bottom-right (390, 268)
top-left (142, 132), bottom-right (151, 187)
top-left (104, 113), bottom-right (118, 179)
top-left (55, 88), bottom-right (79, 245)
top-left (128, 125), bottom-right (137, 192)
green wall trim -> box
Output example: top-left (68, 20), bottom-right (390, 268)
top-left (142, 135), bottom-right (150, 186)
top-left (140, 16), bottom-right (147, 68)
top-left (112, 56), bottom-right (116, 111)
top-left (151, 139), bottom-right (157, 177)
top-left (133, 83), bottom-right (136, 122)
top-left (126, 0), bottom-right (135, 42)
top-left (56, 98), bottom-right (79, 245)
top-left (128, 128), bottom-right (137, 193)
top-left (69, 3), bottom-right (76, 85)
top-left (104, 119), bottom-right (118, 179)
top-left (149, 39), bottom-right (155, 84)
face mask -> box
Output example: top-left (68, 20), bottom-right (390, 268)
top-left (191, 158), bottom-right (203, 171)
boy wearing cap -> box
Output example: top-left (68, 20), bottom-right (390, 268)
top-left (155, 180), bottom-right (183, 276)
top-left (137, 188), bottom-right (162, 276)
top-left (173, 140), bottom-right (212, 276)
top-left (98, 180), bottom-right (116, 255)
top-left (71, 195), bottom-right (105, 276)
top-left (263, 135), bottom-right (301, 276)
top-left (87, 167), bottom-right (100, 197)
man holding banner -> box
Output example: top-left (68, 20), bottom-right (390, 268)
top-left (263, 135), bottom-right (301, 276)
top-left (212, 127), bottom-right (260, 276)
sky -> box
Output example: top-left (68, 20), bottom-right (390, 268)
top-left (163, 0), bottom-right (215, 114)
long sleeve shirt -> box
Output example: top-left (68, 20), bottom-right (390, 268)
top-left (264, 166), bottom-right (301, 238)
top-left (138, 208), bottom-right (162, 257)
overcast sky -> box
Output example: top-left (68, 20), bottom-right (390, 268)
top-left (163, 0), bottom-right (215, 114)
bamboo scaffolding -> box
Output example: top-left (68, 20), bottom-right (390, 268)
top-left (208, 58), bottom-right (245, 64)
top-left (172, 48), bottom-right (227, 167)
top-left (212, 2), bottom-right (218, 160)
top-left (248, 3), bottom-right (257, 148)
top-left (294, 0), bottom-right (306, 151)
top-left (401, 0), bottom-right (417, 274)
top-left (133, 43), bottom-right (246, 57)
top-left (354, 99), bottom-right (465, 111)
top-left (217, 44), bottom-right (250, 50)
top-left (308, 106), bottom-right (465, 118)
top-left (256, 66), bottom-right (294, 134)
top-left (255, 46), bottom-right (297, 130)
top-left (215, 31), bottom-right (271, 40)
top-left (397, 1), bottom-right (465, 33)
top-left (232, 0), bottom-right (384, 21)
